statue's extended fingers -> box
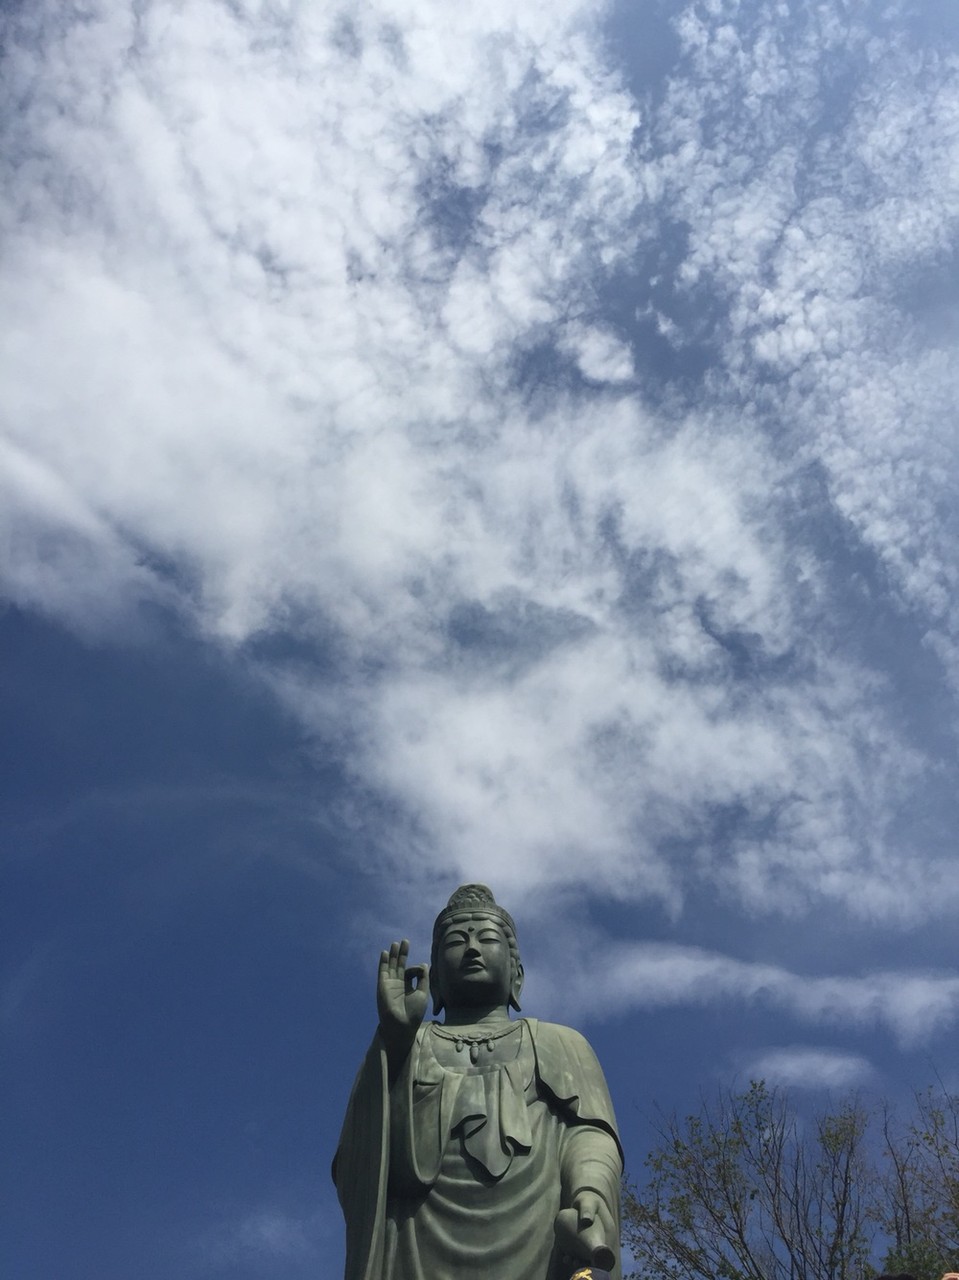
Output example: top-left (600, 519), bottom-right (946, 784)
top-left (396, 938), bottom-right (410, 972)
top-left (378, 949), bottom-right (396, 994)
top-left (575, 1192), bottom-right (601, 1230)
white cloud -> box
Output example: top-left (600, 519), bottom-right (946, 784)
top-left (738, 1046), bottom-right (875, 1090)
top-left (560, 322), bottom-right (635, 382)
top-left (545, 941), bottom-right (959, 1047)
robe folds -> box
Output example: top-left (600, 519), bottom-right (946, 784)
top-left (333, 1019), bottom-right (623, 1280)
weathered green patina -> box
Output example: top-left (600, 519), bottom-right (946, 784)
top-left (334, 884), bottom-right (623, 1280)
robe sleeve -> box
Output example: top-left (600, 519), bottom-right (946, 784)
top-left (332, 1033), bottom-right (391, 1280)
top-left (528, 1019), bottom-right (624, 1278)
top-left (560, 1122), bottom-right (623, 1209)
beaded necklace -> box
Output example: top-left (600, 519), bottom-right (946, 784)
top-left (430, 1020), bottom-right (521, 1064)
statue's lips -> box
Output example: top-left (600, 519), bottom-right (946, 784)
top-left (459, 961), bottom-right (487, 974)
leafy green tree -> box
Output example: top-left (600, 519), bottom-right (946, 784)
top-left (876, 1087), bottom-right (959, 1280)
top-left (624, 1082), bottom-right (875, 1280)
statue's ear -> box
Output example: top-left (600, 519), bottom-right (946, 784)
top-left (509, 962), bottom-right (524, 1013)
top-left (430, 966), bottom-right (444, 1017)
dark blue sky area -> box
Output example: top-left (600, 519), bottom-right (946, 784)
top-left (1, 608), bottom-right (347, 1279)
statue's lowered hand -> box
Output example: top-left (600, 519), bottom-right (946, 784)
top-left (554, 1198), bottom-right (617, 1273)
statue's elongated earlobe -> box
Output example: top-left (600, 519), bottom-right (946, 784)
top-left (430, 970), bottom-right (444, 1017)
top-left (509, 964), bottom-right (524, 1013)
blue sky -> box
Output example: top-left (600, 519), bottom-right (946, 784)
top-left (3, 0), bottom-right (959, 1275)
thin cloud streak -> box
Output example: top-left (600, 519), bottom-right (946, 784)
top-left (739, 1046), bottom-right (876, 1090)
top-left (547, 942), bottom-right (959, 1047)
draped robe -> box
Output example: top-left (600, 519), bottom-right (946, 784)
top-left (334, 1018), bottom-right (623, 1280)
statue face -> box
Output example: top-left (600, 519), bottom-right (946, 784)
top-left (435, 915), bottom-right (512, 1010)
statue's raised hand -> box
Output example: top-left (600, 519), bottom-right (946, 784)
top-left (377, 940), bottom-right (429, 1059)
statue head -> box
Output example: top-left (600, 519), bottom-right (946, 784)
top-left (430, 884), bottom-right (524, 1016)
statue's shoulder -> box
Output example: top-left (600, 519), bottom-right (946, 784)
top-left (524, 1018), bottom-right (599, 1058)
top-left (524, 1018), bottom-right (619, 1137)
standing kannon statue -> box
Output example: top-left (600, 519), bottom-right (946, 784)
top-left (333, 884), bottom-right (623, 1280)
